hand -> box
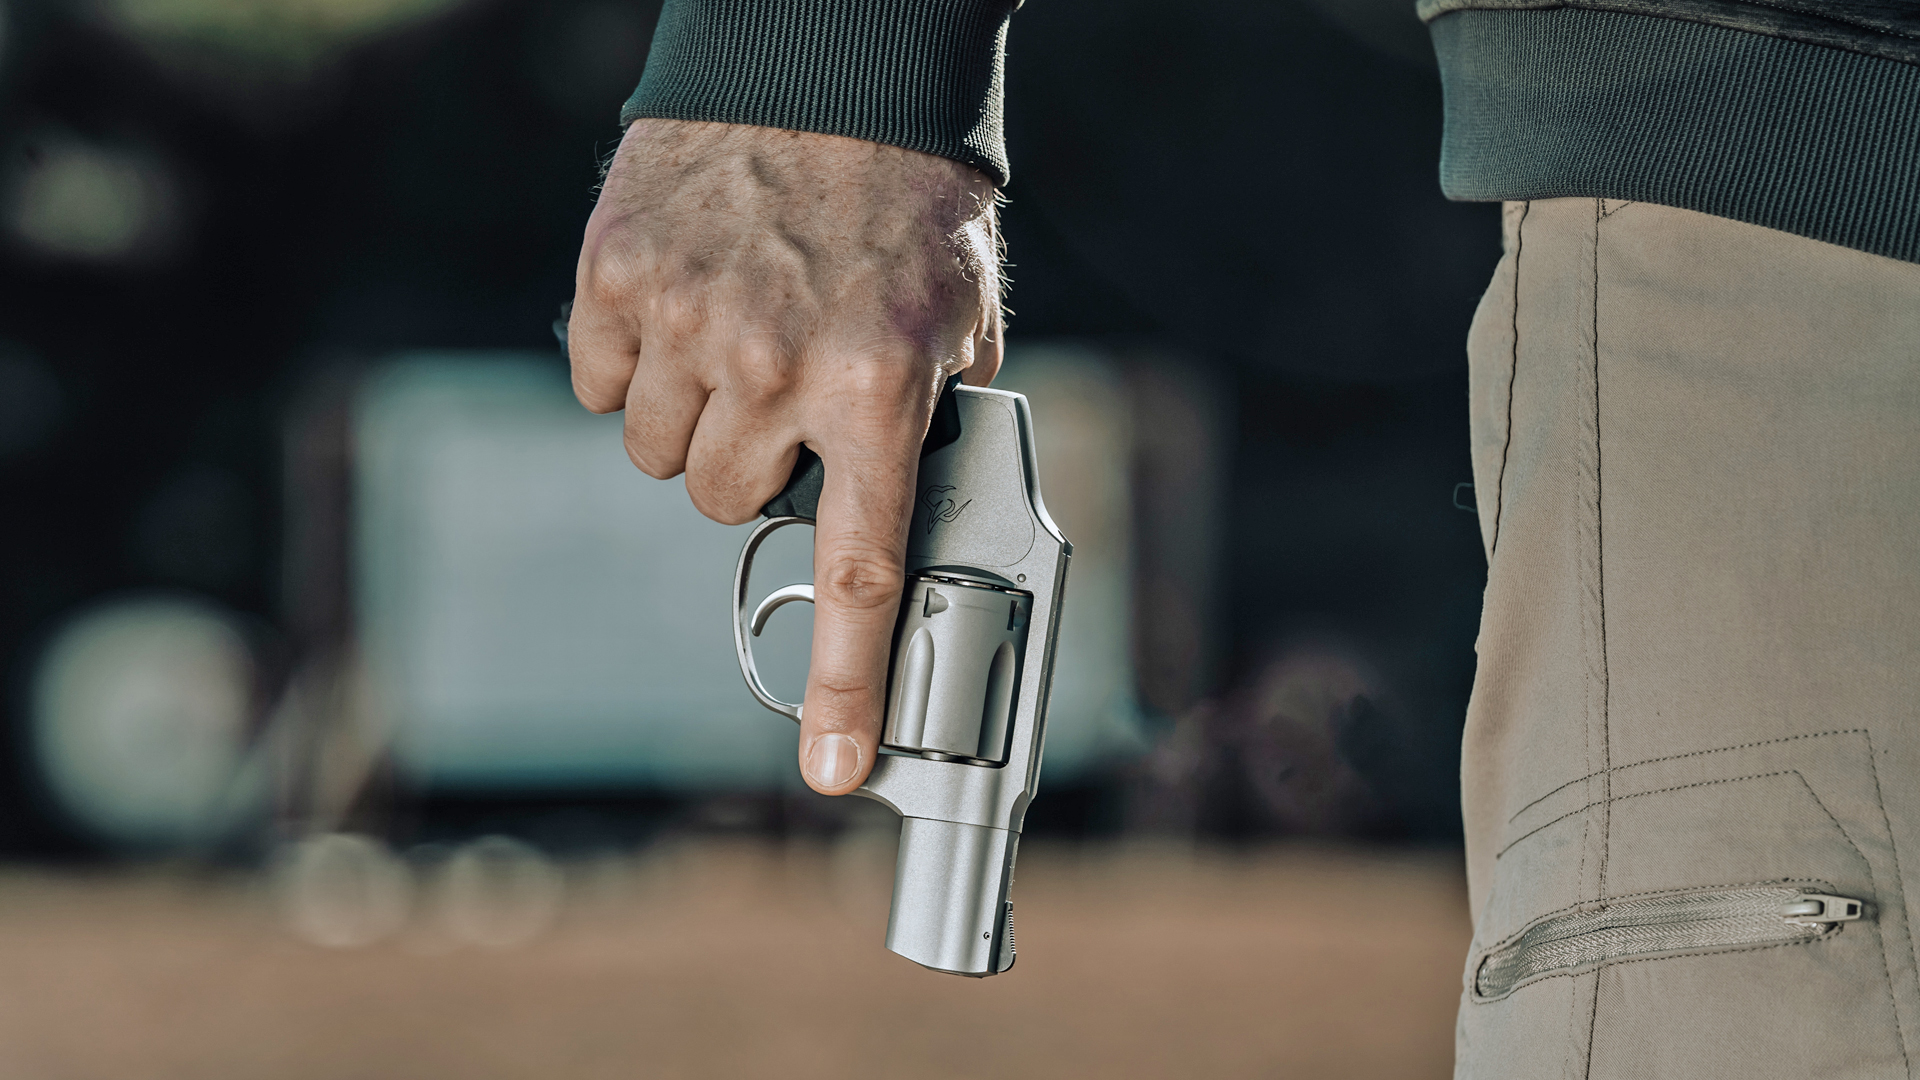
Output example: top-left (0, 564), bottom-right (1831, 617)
top-left (567, 119), bottom-right (1004, 795)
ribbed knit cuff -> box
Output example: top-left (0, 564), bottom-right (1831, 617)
top-left (621, 0), bottom-right (1017, 186)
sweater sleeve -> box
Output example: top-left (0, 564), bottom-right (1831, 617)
top-left (620, 0), bottom-right (1019, 186)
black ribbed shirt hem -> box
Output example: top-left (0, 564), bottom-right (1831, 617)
top-left (1430, 7), bottom-right (1920, 264)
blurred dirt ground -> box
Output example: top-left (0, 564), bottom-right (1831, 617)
top-left (0, 840), bottom-right (1469, 1080)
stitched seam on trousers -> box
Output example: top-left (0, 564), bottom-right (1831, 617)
top-left (1565, 818), bottom-right (1590, 1080)
top-left (1795, 776), bottom-right (1874, 871)
top-left (1494, 773), bottom-right (1873, 955)
top-left (1583, 197), bottom-right (1610, 1080)
top-left (1592, 195), bottom-right (1613, 897)
top-left (1800, 773), bottom-right (1914, 1077)
top-left (1471, 935), bottom-right (1830, 1004)
top-left (1599, 200), bottom-right (1637, 218)
top-left (1507, 728), bottom-right (1871, 824)
top-left (1865, 731), bottom-right (1918, 1077)
top-left (1480, 878), bottom-right (1844, 935)
top-left (1497, 770), bottom-right (1800, 859)
top-left (1490, 200), bottom-right (1526, 559)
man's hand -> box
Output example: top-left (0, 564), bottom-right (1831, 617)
top-left (568, 119), bottom-right (1004, 796)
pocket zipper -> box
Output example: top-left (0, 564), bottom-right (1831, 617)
top-left (1473, 887), bottom-right (1865, 1001)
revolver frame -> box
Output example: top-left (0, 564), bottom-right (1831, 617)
top-left (731, 386), bottom-right (1070, 976)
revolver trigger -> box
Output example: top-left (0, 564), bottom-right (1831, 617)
top-left (751, 583), bottom-right (815, 637)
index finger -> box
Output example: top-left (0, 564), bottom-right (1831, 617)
top-left (795, 374), bottom-right (937, 794)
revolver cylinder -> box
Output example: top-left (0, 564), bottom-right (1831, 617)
top-left (884, 575), bottom-right (1030, 764)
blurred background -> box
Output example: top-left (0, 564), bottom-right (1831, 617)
top-left (0, 0), bottom-right (1494, 1075)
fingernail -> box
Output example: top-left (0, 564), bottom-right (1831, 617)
top-left (805, 733), bottom-right (861, 790)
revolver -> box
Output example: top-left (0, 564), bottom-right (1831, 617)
top-left (731, 378), bottom-right (1071, 976)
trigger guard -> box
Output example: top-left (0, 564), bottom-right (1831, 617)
top-left (733, 516), bottom-right (815, 723)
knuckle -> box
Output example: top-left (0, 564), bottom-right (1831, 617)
top-left (655, 285), bottom-right (706, 340)
top-left (584, 243), bottom-right (647, 306)
top-left (804, 669), bottom-right (887, 726)
top-left (622, 426), bottom-right (679, 480)
top-left (571, 372), bottom-right (624, 414)
top-left (683, 473), bottom-right (756, 526)
top-left (806, 676), bottom-right (885, 723)
top-left (869, 338), bottom-right (924, 370)
top-left (816, 548), bottom-right (905, 613)
top-left (841, 353), bottom-right (920, 409)
top-left (810, 674), bottom-right (872, 697)
top-left (732, 338), bottom-right (794, 402)
top-left (811, 674), bottom-right (882, 702)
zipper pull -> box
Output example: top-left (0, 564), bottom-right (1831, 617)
top-left (1781, 894), bottom-right (1866, 927)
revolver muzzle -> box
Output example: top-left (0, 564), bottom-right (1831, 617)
top-left (889, 817), bottom-right (1017, 976)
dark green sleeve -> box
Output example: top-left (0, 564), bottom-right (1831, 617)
top-left (621, 0), bottom-right (1019, 186)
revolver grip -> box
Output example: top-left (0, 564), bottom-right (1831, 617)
top-left (759, 373), bottom-right (966, 521)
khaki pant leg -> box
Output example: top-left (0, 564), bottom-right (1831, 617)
top-left (1456, 198), bottom-right (1920, 1080)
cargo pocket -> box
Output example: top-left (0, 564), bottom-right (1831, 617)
top-left (1459, 729), bottom-right (1917, 1080)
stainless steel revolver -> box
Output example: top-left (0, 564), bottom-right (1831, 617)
top-left (731, 379), bottom-right (1070, 976)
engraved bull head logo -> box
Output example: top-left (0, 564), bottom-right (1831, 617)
top-left (920, 485), bottom-right (972, 534)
